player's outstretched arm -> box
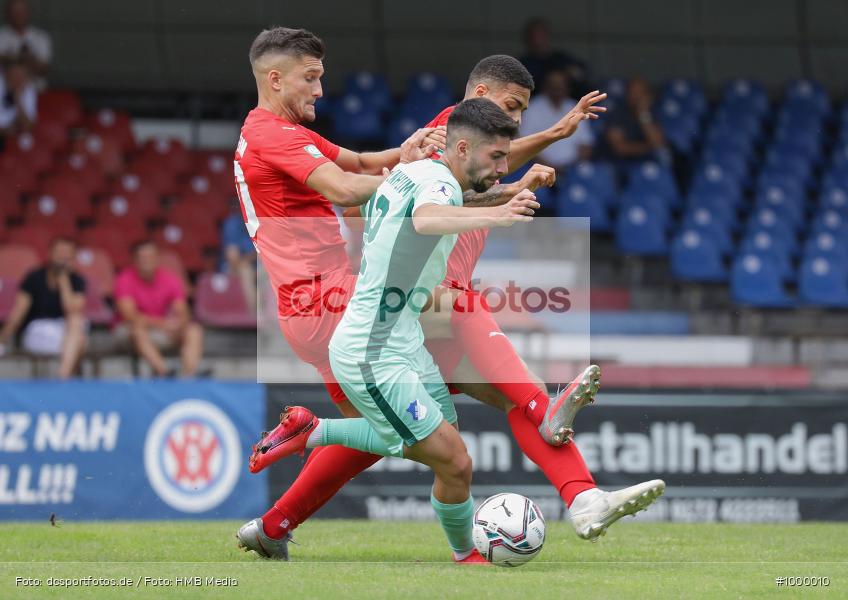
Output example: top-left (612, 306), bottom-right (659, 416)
top-left (506, 90), bottom-right (607, 174)
top-left (305, 162), bottom-right (385, 207)
top-left (463, 164), bottom-right (556, 207)
top-left (334, 127), bottom-right (445, 175)
top-left (413, 189), bottom-right (539, 235)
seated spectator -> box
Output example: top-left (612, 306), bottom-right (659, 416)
top-left (0, 0), bottom-right (51, 88)
top-left (520, 68), bottom-right (594, 172)
top-left (0, 237), bottom-right (88, 378)
top-left (220, 200), bottom-right (256, 312)
top-left (520, 18), bottom-right (590, 96)
top-left (114, 240), bottom-right (204, 377)
top-left (602, 77), bottom-right (668, 172)
top-left (0, 57), bottom-right (36, 138)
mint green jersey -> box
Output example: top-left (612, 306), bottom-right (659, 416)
top-left (329, 159), bottom-right (462, 362)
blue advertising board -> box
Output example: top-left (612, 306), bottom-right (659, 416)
top-left (0, 381), bottom-right (267, 520)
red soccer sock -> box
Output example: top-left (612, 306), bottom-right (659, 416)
top-left (450, 290), bottom-right (549, 426)
top-left (262, 445), bottom-right (382, 538)
top-left (507, 408), bottom-right (596, 507)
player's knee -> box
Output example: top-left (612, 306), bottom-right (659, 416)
top-left (449, 452), bottom-right (473, 487)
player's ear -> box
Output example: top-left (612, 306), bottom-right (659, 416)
top-left (456, 138), bottom-right (469, 160)
top-left (267, 69), bottom-right (283, 92)
top-left (473, 83), bottom-right (488, 98)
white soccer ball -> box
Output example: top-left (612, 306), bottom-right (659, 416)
top-left (472, 493), bottom-right (546, 567)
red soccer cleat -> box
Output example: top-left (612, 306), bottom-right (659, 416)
top-left (454, 549), bottom-right (491, 565)
top-left (248, 406), bottom-right (318, 473)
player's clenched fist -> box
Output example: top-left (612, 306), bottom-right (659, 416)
top-left (497, 189), bottom-right (539, 226)
top-left (517, 163), bottom-right (556, 192)
top-left (399, 127), bottom-right (440, 163)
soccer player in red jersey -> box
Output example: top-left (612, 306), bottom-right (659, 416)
top-left (235, 29), bottom-right (664, 559)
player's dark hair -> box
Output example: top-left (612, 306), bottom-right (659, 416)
top-left (467, 55), bottom-right (534, 92)
top-left (446, 98), bottom-right (519, 145)
top-left (249, 27), bottom-right (325, 66)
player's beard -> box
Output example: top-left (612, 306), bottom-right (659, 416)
top-left (468, 160), bottom-right (497, 193)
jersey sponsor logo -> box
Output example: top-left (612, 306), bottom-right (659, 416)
top-left (304, 144), bottom-right (324, 159)
top-left (281, 126), bottom-right (297, 130)
top-left (406, 399), bottom-right (428, 421)
top-left (489, 331), bottom-right (506, 338)
top-left (144, 400), bottom-right (241, 513)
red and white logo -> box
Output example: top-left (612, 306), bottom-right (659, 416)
top-left (144, 400), bottom-right (241, 513)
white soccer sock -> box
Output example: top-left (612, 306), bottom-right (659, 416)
top-left (305, 419), bottom-right (324, 448)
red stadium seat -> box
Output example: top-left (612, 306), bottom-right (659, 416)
top-left (52, 153), bottom-right (103, 196)
top-left (172, 174), bottom-right (231, 221)
top-left (153, 223), bottom-right (209, 272)
top-left (80, 226), bottom-right (146, 267)
top-left (78, 132), bottom-right (125, 178)
top-left (121, 162), bottom-right (177, 198)
top-left (23, 193), bottom-right (84, 229)
top-left (85, 108), bottom-right (136, 153)
top-left (0, 277), bottom-right (18, 321)
top-left (0, 153), bottom-right (39, 195)
top-left (37, 179), bottom-right (94, 221)
top-left (194, 272), bottom-right (256, 328)
top-left (38, 89), bottom-right (83, 128)
top-left (158, 249), bottom-right (190, 291)
top-left (82, 280), bottom-right (114, 325)
top-left (106, 172), bottom-right (165, 213)
top-left (193, 150), bottom-right (233, 192)
top-left (0, 185), bottom-right (23, 222)
top-left (74, 247), bottom-right (116, 296)
top-left (33, 120), bottom-right (70, 152)
top-left (0, 244), bottom-right (40, 282)
top-left (138, 137), bottom-right (191, 176)
top-left (4, 228), bottom-right (53, 260)
top-left (93, 193), bottom-right (160, 225)
top-left (167, 201), bottom-right (222, 239)
top-left (3, 131), bottom-right (54, 175)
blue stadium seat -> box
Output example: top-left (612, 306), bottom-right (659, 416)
top-left (798, 256), bottom-right (848, 307)
top-left (730, 254), bottom-right (794, 307)
top-left (738, 232), bottom-right (795, 282)
top-left (657, 98), bottom-right (700, 155)
top-left (627, 161), bottom-right (679, 207)
top-left (762, 157), bottom-right (814, 188)
top-left (615, 205), bottom-right (668, 256)
top-left (754, 184), bottom-right (806, 230)
top-left (681, 207), bottom-right (734, 254)
top-left (818, 185), bottom-right (848, 215)
top-left (811, 209), bottom-right (848, 237)
top-left (783, 79), bottom-right (831, 116)
top-left (661, 78), bottom-right (707, 117)
top-left (670, 230), bottom-right (727, 282)
top-left (404, 72), bottom-right (453, 115)
top-left (555, 182), bottom-right (612, 232)
top-left (386, 115), bottom-right (419, 148)
top-left (803, 231), bottom-right (848, 262)
top-left (756, 168), bottom-right (807, 194)
top-left (746, 208), bottom-right (798, 253)
top-left (830, 143), bottom-right (848, 171)
top-left (566, 161), bottom-right (617, 205)
top-left (690, 163), bottom-right (744, 198)
top-left (708, 112), bottom-right (763, 143)
top-left (699, 148), bottom-right (751, 182)
top-left (619, 187), bottom-right (671, 218)
top-left (344, 72), bottom-right (392, 113)
top-left (721, 78), bottom-right (769, 117)
top-left (331, 93), bottom-right (384, 142)
top-left (601, 77), bottom-right (627, 100)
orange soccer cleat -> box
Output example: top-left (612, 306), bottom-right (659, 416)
top-left (248, 406), bottom-right (318, 473)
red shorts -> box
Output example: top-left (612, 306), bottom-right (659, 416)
top-left (278, 271), bottom-right (469, 402)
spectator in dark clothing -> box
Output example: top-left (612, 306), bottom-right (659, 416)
top-left (0, 237), bottom-right (88, 378)
top-left (0, 57), bottom-right (36, 138)
top-left (602, 77), bottom-right (669, 174)
top-left (520, 18), bottom-right (590, 96)
top-left (0, 0), bottom-right (51, 87)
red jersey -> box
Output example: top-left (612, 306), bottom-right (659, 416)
top-left (425, 105), bottom-right (489, 290)
top-left (234, 108), bottom-right (350, 317)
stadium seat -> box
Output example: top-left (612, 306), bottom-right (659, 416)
top-left (811, 209), bottom-right (848, 237)
top-left (730, 254), bottom-right (794, 307)
top-left (565, 161), bottom-right (617, 206)
top-left (753, 185), bottom-right (805, 230)
top-left (165, 204), bottom-right (221, 247)
top-left (656, 98), bottom-right (700, 154)
top-left (153, 223), bottom-right (212, 272)
top-left (172, 175), bottom-right (231, 221)
top-left (74, 247), bottom-right (116, 296)
top-left (32, 119), bottom-right (69, 153)
top-left (138, 138), bottom-right (192, 177)
top-left (670, 230), bottom-right (727, 282)
top-left (0, 185), bottom-right (23, 222)
top-left (739, 232), bottom-right (795, 282)
top-left (84, 108), bottom-right (136, 153)
top-left (661, 78), bottom-right (707, 116)
top-left (5, 227), bottom-right (54, 259)
top-left (627, 161), bottom-right (679, 208)
top-left (51, 153), bottom-right (104, 197)
top-left (0, 244), bottom-right (40, 282)
top-left (680, 208), bottom-right (733, 255)
top-left (783, 79), bottom-right (830, 115)
top-left (0, 153), bottom-right (39, 194)
top-left (22, 193), bottom-right (83, 233)
top-left (93, 193), bottom-right (160, 225)
top-left (555, 182), bottom-right (612, 231)
top-left (37, 89), bottom-right (83, 128)
top-left (125, 160), bottom-right (179, 197)
top-left (818, 185), bottom-right (848, 215)
top-left (798, 257), bottom-right (848, 307)
top-left (803, 232), bottom-right (848, 262)
top-left (79, 227), bottom-right (145, 267)
top-left (387, 116), bottom-right (419, 149)
top-left (82, 280), bottom-right (114, 325)
top-left (745, 209), bottom-right (798, 254)
top-left (0, 277), bottom-right (17, 321)
top-left (37, 178), bottom-right (95, 221)
top-left (3, 131), bottom-right (54, 174)
top-left (720, 78), bottom-right (769, 116)
top-left (158, 249), bottom-right (190, 292)
top-left (344, 71), bottom-right (392, 114)
top-left (195, 273), bottom-right (256, 328)
top-left (331, 93), bottom-right (384, 143)
top-left (79, 132), bottom-right (125, 178)
top-left (615, 205), bottom-right (668, 256)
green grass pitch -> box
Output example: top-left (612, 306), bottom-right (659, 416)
top-left (0, 520), bottom-right (845, 599)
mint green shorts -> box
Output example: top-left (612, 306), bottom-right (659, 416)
top-left (329, 345), bottom-right (457, 457)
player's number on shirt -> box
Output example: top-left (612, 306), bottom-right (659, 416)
top-left (359, 194), bottom-right (390, 275)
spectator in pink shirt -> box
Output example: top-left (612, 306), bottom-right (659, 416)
top-left (114, 240), bottom-right (203, 377)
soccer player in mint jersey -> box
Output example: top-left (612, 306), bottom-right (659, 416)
top-left (242, 98), bottom-right (537, 564)
top-left (235, 29), bottom-right (664, 559)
